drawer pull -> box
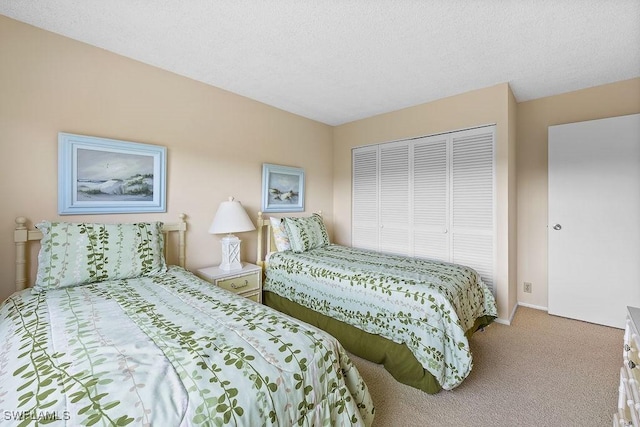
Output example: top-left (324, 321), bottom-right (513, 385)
top-left (231, 280), bottom-right (248, 290)
top-left (629, 360), bottom-right (637, 369)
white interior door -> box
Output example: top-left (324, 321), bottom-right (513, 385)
top-left (548, 114), bottom-right (640, 329)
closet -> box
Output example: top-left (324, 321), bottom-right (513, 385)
top-left (352, 125), bottom-right (496, 293)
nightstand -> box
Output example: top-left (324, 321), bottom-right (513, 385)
top-left (197, 263), bottom-right (262, 303)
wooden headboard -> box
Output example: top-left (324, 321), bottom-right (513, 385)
top-left (256, 211), bottom-right (275, 269)
top-left (13, 214), bottom-right (188, 292)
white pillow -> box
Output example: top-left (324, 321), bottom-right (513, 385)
top-left (269, 217), bottom-right (291, 251)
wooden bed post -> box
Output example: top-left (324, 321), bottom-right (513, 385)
top-left (177, 213), bottom-right (186, 268)
top-left (162, 213), bottom-right (187, 268)
top-left (257, 211), bottom-right (265, 269)
top-left (14, 217), bottom-right (28, 291)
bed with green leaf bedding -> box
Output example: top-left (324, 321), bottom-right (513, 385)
top-left (258, 213), bottom-right (498, 394)
top-left (2, 218), bottom-right (374, 426)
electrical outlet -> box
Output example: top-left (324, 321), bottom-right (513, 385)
top-left (523, 282), bottom-right (532, 293)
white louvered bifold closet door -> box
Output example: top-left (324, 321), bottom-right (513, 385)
top-left (352, 145), bottom-right (379, 250)
top-left (413, 135), bottom-right (449, 262)
top-left (450, 128), bottom-right (495, 292)
top-left (351, 125), bottom-right (495, 294)
top-left (379, 142), bottom-right (411, 255)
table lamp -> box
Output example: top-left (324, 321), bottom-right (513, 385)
top-left (208, 196), bottom-right (256, 271)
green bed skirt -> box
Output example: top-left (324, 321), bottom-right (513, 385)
top-left (264, 291), bottom-right (495, 394)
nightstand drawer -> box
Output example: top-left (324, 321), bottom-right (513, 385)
top-left (196, 263), bottom-right (263, 303)
top-left (243, 291), bottom-right (261, 303)
top-left (216, 273), bottom-right (260, 294)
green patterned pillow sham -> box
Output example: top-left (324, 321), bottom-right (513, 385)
top-left (34, 221), bottom-right (167, 292)
top-left (283, 214), bottom-right (330, 252)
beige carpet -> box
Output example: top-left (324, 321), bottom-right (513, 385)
top-left (350, 306), bottom-right (623, 427)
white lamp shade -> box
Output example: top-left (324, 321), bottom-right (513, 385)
top-left (208, 197), bottom-right (256, 235)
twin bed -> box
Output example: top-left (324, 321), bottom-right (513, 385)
top-left (1, 210), bottom-right (497, 426)
top-left (1, 216), bottom-right (374, 426)
top-left (257, 212), bottom-right (497, 394)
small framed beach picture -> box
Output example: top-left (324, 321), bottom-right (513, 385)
top-left (261, 163), bottom-right (305, 213)
top-left (58, 132), bottom-right (167, 215)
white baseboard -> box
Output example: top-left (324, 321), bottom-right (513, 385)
top-left (494, 303), bottom-right (548, 326)
top-left (517, 302), bottom-right (548, 311)
top-left (494, 303), bottom-right (517, 326)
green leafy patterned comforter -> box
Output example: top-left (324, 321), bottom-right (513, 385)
top-left (0, 266), bottom-right (374, 426)
top-left (264, 245), bottom-right (498, 390)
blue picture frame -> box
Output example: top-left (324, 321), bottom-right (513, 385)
top-left (261, 163), bottom-right (305, 213)
top-left (58, 133), bottom-right (167, 215)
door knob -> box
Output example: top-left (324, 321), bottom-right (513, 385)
top-left (553, 224), bottom-right (562, 230)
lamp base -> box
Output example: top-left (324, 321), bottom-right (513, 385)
top-left (219, 234), bottom-right (243, 271)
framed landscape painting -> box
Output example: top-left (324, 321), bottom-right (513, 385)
top-left (261, 163), bottom-right (305, 213)
top-left (58, 133), bottom-right (167, 215)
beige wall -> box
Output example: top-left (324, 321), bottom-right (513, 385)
top-left (516, 78), bottom-right (640, 309)
top-left (2, 16), bottom-right (638, 319)
top-left (0, 16), bottom-right (334, 302)
top-left (332, 83), bottom-right (518, 323)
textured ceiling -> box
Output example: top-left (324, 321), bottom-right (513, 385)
top-left (1, 1), bottom-right (639, 125)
